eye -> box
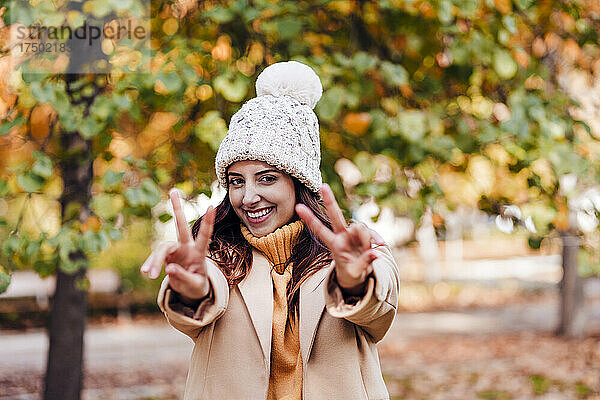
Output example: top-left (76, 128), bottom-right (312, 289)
top-left (259, 175), bottom-right (277, 183)
top-left (228, 177), bottom-right (244, 186)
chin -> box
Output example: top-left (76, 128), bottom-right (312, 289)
top-left (249, 224), bottom-right (275, 237)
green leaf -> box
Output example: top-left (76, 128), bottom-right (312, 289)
top-left (457, 0), bottom-right (478, 17)
top-left (0, 179), bottom-right (8, 197)
top-left (513, 0), bottom-right (533, 10)
top-left (91, 97), bottom-right (113, 121)
top-left (37, 8), bottom-right (65, 27)
top-left (230, 0), bottom-right (249, 13)
top-left (154, 168), bottom-right (171, 185)
top-left (0, 267), bottom-right (10, 294)
top-left (437, 0), bottom-right (454, 25)
top-left (91, 193), bottom-right (123, 219)
top-left (67, 10), bottom-right (87, 30)
top-left (353, 152), bottom-right (377, 181)
top-left (80, 117), bottom-right (103, 139)
top-left (59, 110), bottom-right (82, 132)
top-left (493, 49), bottom-right (518, 79)
top-left (206, 6), bottom-right (234, 23)
top-left (450, 44), bottom-right (470, 65)
top-left (112, 94), bottom-right (131, 110)
top-left (2, 235), bottom-right (21, 257)
top-left (381, 61), bottom-right (408, 86)
top-left (17, 172), bottom-right (45, 192)
top-left (159, 212), bottom-right (173, 223)
top-left (316, 86), bottom-right (344, 122)
top-left (214, 74), bottom-right (249, 102)
top-left (158, 72), bottom-right (183, 93)
top-left (502, 15), bottom-right (517, 34)
top-left (34, 259), bottom-right (56, 278)
top-left (195, 111), bottom-right (227, 151)
top-left (333, 53), bottom-right (352, 68)
top-left (140, 178), bottom-right (161, 207)
top-left (122, 155), bottom-right (135, 165)
top-left (105, 226), bottom-right (122, 241)
top-left (242, 7), bottom-right (260, 23)
top-left (0, 115), bottom-right (25, 136)
top-left (352, 52), bottom-right (377, 74)
top-left (58, 231), bottom-right (84, 273)
top-left (32, 151), bottom-right (53, 179)
top-left (8, 1), bottom-right (34, 26)
top-left (277, 17), bottom-right (303, 40)
top-left (82, 231), bottom-right (107, 253)
top-left (53, 89), bottom-right (70, 116)
top-left (124, 179), bottom-right (160, 208)
top-left (396, 111), bottom-right (428, 143)
top-left (576, 121), bottom-right (592, 136)
top-left (101, 170), bottom-right (124, 190)
top-left (25, 240), bottom-right (41, 263)
top-left (30, 81), bottom-right (56, 103)
top-left (110, 0), bottom-right (133, 11)
top-left (91, 0), bottom-right (113, 18)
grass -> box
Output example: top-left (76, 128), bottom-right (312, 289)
top-left (530, 374), bottom-right (552, 394)
top-left (477, 391), bottom-right (511, 399)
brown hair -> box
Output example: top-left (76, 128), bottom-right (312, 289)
top-left (191, 177), bottom-right (333, 319)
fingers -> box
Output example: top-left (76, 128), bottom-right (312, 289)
top-left (335, 250), bottom-right (377, 289)
top-left (352, 224), bottom-right (372, 251)
top-left (140, 241), bottom-right (178, 279)
top-left (296, 203), bottom-right (336, 246)
top-left (368, 227), bottom-right (386, 246)
top-left (166, 263), bottom-right (210, 300)
top-left (194, 206), bottom-right (215, 259)
top-left (170, 188), bottom-right (192, 244)
top-left (319, 184), bottom-right (347, 234)
top-left (355, 223), bottom-right (386, 246)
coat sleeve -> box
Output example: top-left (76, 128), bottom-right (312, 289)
top-left (324, 243), bottom-right (399, 343)
top-left (157, 257), bottom-right (229, 340)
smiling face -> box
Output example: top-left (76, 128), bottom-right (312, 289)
top-left (227, 160), bottom-right (297, 237)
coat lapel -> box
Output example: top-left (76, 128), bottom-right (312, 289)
top-left (237, 250), bottom-right (273, 369)
top-left (299, 262), bottom-right (334, 367)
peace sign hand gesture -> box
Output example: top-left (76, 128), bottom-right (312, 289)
top-left (295, 184), bottom-right (385, 295)
top-left (140, 189), bottom-right (216, 304)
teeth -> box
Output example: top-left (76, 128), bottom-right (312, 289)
top-left (247, 208), bottom-right (272, 218)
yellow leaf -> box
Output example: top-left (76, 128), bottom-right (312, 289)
top-left (162, 18), bottom-right (179, 35)
top-left (493, 0), bottom-right (511, 14)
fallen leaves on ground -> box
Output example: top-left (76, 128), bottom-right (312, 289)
top-left (380, 332), bottom-right (600, 400)
top-left (398, 281), bottom-right (554, 313)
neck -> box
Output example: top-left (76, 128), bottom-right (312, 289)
top-left (240, 220), bottom-right (304, 273)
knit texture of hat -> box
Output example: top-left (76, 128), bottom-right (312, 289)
top-left (215, 61), bottom-right (323, 193)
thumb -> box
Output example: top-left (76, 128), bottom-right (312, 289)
top-left (166, 263), bottom-right (190, 280)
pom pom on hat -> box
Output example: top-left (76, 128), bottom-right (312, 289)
top-left (255, 61), bottom-right (323, 109)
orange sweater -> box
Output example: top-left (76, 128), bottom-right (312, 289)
top-left (241, 220), bottom-right (304, 400)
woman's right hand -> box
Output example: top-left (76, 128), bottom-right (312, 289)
top-left (140, 188), bottom-right (216, 303)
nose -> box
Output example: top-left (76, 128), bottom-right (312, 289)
top-left (242, 183), bottom-right (261, 207)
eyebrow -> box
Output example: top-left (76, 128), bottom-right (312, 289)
top-left (227, 169), bottom-right (280, 177)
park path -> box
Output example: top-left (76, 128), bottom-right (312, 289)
top-left (1, 290), bottom-right (600, 399)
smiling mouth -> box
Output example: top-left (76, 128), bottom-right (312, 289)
top-left (245, 207), bottom-right (274, 223)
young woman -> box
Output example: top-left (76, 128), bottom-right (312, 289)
top-left (140, 61), bottom-right (399, 400)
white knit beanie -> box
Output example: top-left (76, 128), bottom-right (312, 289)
top-left (215, 61), bottom-right (323, 193)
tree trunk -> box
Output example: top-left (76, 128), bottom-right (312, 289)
top-left (44, 131), bottom-right (93, 400)
top-left (44, 267), bottom-right (87, 400)
top-left (557, 232), bottom-right (586, 338)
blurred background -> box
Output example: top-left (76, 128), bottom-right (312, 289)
top-left (1, 0), bottom-right (600, 399)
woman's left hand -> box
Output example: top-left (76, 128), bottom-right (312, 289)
top-left (295, 183), bottom-right (386, 294)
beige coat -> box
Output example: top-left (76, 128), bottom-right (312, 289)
top-left (158, 243), bottom-right (399, 400)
